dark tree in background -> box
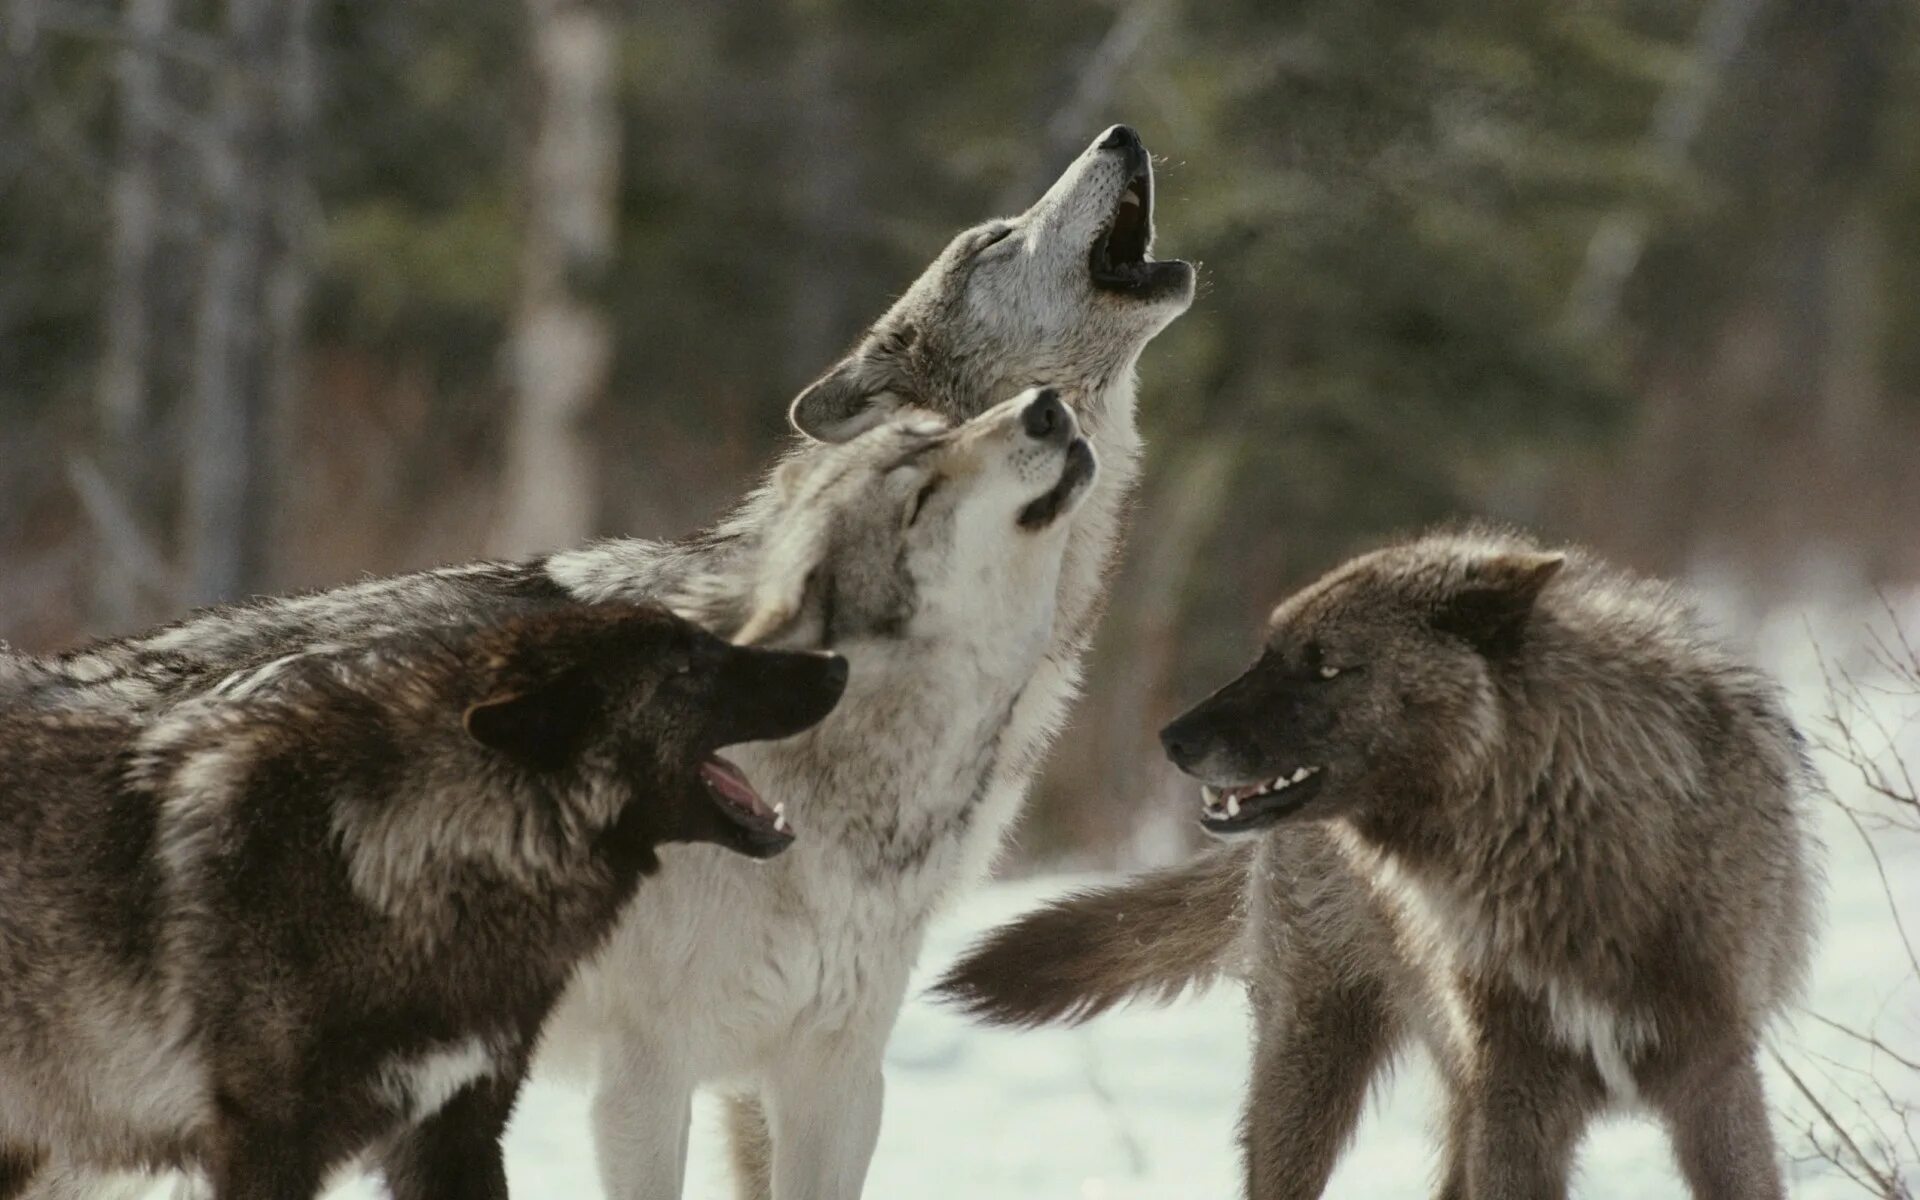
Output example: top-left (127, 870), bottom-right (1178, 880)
top-left (493, 0), bottom-right (619, 558)
top-left (88, 0), bottom-right (173, 629)
top-left (1, 0), bottom-right (1916, 857)
top-left (182, 0), bottom-right (314, 606)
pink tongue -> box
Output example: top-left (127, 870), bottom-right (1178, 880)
top-left (700, 757), bottom-right (771, 819)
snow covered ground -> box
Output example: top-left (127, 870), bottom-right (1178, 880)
top-left (503, 794), bottom-right (1912, 1200)
top-left (141, 595), bottom-right (1918, 1198)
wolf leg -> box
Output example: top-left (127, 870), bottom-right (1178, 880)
top-left (722, 1093), bottom-right (773, 1200)
top-left (0, 1145), bottom-right (39, 1200)
top-left (1241, 983), bottom-right (1396, 1200)
top-left (1660, 1049), bottom-right (1785, 1200)
top-left (1433, 1076), bottom-right (1472, 1200)
top-left (590, 1036), bottom-right (693, 1200)
top-left (764, 1037), bottom-right (885, 1200)
top-left (1461, 1081), bottom-right (1590, 1200)
top-left (207, 1122), bottom-right (322, 1200)
top-left (1460, 993), bottom-right (1601, 1200)
top-left (379, 1071), bottom-right (524, 1200)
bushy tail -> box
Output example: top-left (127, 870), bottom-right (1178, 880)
top-left (933, 843), bottom-right (1254, 1027)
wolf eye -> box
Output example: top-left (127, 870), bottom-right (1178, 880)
top-left (1302, 642), bottom-right (1343, 680)
top-left (907, 478), bottom-right (944, 525)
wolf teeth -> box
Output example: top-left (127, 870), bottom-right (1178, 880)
top-left (774, 801), bottom-right (792, 834)
top-left (1200, 768), bottom-right (1323, 819)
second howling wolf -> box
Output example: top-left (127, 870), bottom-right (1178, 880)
top-left (941, 529), bottom-right (1817, 1200)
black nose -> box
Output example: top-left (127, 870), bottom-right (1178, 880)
top-left (1159, 719), bottom-right (1202, 772)
top-left (821, 653), bottom-right (849, 693)
top-left (1099, 125), bottom-right (1141, 152)
top-left (1021, 388), bottom-right (1068, 443)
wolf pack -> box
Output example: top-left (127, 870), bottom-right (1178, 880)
top-left (0, 126), bottom-right (1819, 1200)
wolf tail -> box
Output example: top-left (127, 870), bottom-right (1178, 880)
top-left (933, 843), bottom-right (1254, 1027)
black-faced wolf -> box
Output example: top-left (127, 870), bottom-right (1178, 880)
top-left (0, 604), bottom-right (844, 1200)
top-left (940, 528), bottom-right (1817, 1200)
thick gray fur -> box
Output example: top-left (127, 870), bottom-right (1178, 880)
top-left (939, 527), bottom-right (1819, 1200)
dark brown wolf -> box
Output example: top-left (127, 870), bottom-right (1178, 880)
top-left (939, 528), bottom-right (1818, 1200)
top-left (0, 604), bottom-right (845, 1200)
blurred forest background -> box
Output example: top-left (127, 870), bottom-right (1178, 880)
top-left (2, 0), bottom-right (1916, 864)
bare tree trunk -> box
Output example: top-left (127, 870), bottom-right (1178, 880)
top-left (183, 0), bottom-right (313, 605)
top-left (1559, 0), bottom-right (1770, 342)
top-left (994, 0), bottom-right (1170, 214)
top-left (782, 13), bottom-right (860, 385)
top-left (264, 0), bottom-right (317, 581)
top-left (493, 0), bottom-right (619, 559)
top-left (1586, 0), bottom-right (1898, 578)
top-left (90, 0), bottom-right (174, 630)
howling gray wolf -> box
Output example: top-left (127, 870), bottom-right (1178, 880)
top-left (48, 122), bottom-right (1191, 1199)
top-left (0, 605), bottom-right (845, 1200)
top-left (938, 528), bottom-right (1818, 1200)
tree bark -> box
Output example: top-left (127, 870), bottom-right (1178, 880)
top-left (492, 0), bottom-right (619, 559)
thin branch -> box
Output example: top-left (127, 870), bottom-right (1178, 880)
top-left (1769, 1047), bottom-right (1906, 1198)
top-left (1797, 1008), bottom-right (1920, 1074)
top-left (1839, 799), bottom-right (1920, 982)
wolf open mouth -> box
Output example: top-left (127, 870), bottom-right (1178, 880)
top-left (1088, 165), bottom-right (1189, 301)
top-left (1198, 767), bottom-right (1325, 835)
top-left (1017, 437), bottom-right (1096, 530)
top-left (699, 755), bottom-right (793, 847)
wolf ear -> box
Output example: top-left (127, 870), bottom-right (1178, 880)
top-left (733, 503), bottom-right (833, 648)
top-left (790, 355), bottom-right (906, 443)
top-left (1432, 551), bottom-right (1565, 653)
top-left (464, 667), bottom-right (601, 772)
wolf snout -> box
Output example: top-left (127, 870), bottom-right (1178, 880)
top-left (782, 650), bottom-right (849, 729)
top-left (1094, 124), bottom-right (1148, 174)
top-left (1159, 713), bottom-right (1217, 777)
top-left (1021, 388), bottom-right (1071, 445)
top-left (717, 647), bottom-right (848, 744)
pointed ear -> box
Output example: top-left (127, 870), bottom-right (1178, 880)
top-left (790, 354), bottom-right (905, 443)
top-left (1432, 551), bottom-right (1566, 653)
top-left (733, 505), bottom-right (833, 648)
top-left (463, 667), bottom-right (601, 772)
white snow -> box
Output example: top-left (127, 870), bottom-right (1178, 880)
top-left (141, 593), bottom-right (1918, 1197)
